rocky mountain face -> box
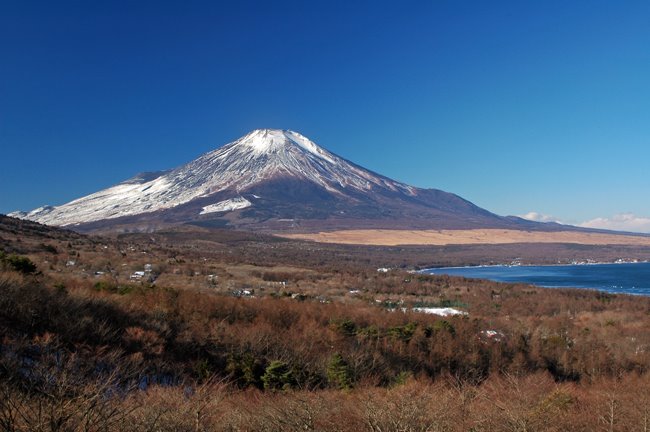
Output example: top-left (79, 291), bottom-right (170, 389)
top-left (10, 129), bottom-right (551, 232)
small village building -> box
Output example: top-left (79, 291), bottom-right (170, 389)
top-left (130, 271), bottom-right (146, 280)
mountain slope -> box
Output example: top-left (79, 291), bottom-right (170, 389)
top-left (10, 129), bottom-right (559, 232)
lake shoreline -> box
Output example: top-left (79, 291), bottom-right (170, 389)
top-left (421, 261), bottom-right (650, 296)
top-left (420, 260), bottom-right (650, 272)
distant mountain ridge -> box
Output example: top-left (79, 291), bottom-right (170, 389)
top-left (10, 129), bottom-right (569, 233)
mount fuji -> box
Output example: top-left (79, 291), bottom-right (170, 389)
top-left (10, 129), bottom-right (550, 233)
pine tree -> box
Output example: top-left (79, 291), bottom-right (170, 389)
top-left (261, 360), bottom-right (294, 391)
top-left (327, 353), bottom-right (352, 390)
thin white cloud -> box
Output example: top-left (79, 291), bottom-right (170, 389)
top-left (519, 211), bottom-right (562, 223)
top-left (578, 213), bottom-right (650, 233)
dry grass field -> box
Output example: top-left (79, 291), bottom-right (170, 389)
top-left (283, 228), bottom-right (650, 246)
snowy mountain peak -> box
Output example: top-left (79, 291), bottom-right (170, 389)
top-left (237, 129), bottom-right (293, 153)
top-left (12, 129), bottom-right (419, 227)
top-left (234, 129), bottom-right (334, 163)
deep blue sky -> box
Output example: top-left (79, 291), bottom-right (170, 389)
top-left (2, 1), bottom-right (650, 230)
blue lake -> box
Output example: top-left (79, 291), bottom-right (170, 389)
top-left (423, 262), bottom-right (650, 296)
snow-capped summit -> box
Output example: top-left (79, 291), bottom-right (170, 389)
top-left (198, 128), bottom-right (416, 196)
top-left (10, 129), bottom-right (523, 232)
top-left (238, 129), bottom-right (332, 162)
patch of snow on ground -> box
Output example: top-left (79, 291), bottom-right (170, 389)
top-left (411, 307), bottom-right (468, 316)
top-left (200, 197), bottom-right (252, 215)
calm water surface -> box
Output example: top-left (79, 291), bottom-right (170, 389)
top-left (423, 263), bottom-right (650, 296)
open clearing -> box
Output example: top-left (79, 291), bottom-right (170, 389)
top-left (282, 228), bottom-right (650, 246)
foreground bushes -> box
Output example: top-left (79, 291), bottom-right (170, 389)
top-left (0, 252), bottom-right (37, 274)
top-left (3, 269), bottom-right (650, 389)
top-left (5, 268), bottom-right (650, 430)
top-left (3, 372), bottom-right (650, 431)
